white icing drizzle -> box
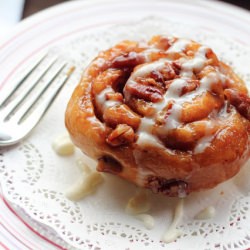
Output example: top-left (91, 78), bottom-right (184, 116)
top-left (134, 118), bottom-right (164, 185)
top-left (167, 39), bottom-right (190, 53)
top-left (132, 41), bottom-right (226, 154)
top-left (52, 133), bottom-right (75, 156)
top-left (159, 47), bottom-right (209, 124)
top-left (76, 158), bottom-right (92, 174)
top-left (194, 206), bottom-right (216, 220)
top-left (133, 118), bottom-right (165, 185)
top-left (136, 132), bottom-right (161, 147)
top-left (125, 188), bottom-right (151, 215)
top-left (166, 78), bottom-right (188, 97)
top-left (136, 117), bottom-right (163, 147)
top-left (135, 214), bottom-right (155, 230)
top-left (164, 104), bottom-right (182, 130)
top-left (194, 135), bottom-right (214, 154)
top-left (95, 38), bottom-right (228, 160)
top-left (139, 117), bottom-right (155, 133)
top-left (200, 71), bottom-right (226, 90)
top-left (142, 47), bottom-right (162, 62)
top-left (65, 172), bottom-right (104, 201)
top-left (126, 188), bottom-right (154, 229)
top-left (96, 87), bottom-right (121, 111)
top-left (162, 198), bottom-right (184, 243)
top-left (129, 59), bottom-right (169, 81)
top-left (181, 46), bottom-right (208, 72)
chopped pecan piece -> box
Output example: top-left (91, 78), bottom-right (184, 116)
top-left (148, 35), bottom-right (173, 50)
top-left (106, 124), bottom-right (136, 147)
top-left (92, 69), bottom-right (124, 95)
top-left (205, 48), bottom-right (219, 66)
top-left (164, 80), bottom-right (174, 90)
top-left (111, 52), bottom-right (145, 68)
top-left (224, 89), bottom-right (250, 120)
top-left (172, 61), bottom-right (182, 75)
top-left (105, 92), bottom-right (123, 102)
top-left (103, 104), bottom-right (141, 129)
top-left (136, 77), bottom-right (165, 91)
top-left (160, 63), bottom-right (177, 80)
top-left (155, 101), bottom-right (174, 125)
top-left (180, 80), bottom-right (200, 96)
top-left (150, 70), bottom-right (164, 83)
top-left (156, 37), bottom-right (171, 50)
top-left (129, 98), bottom-right (155, 117)
top-left (126, 83), bottom-right (163, 103)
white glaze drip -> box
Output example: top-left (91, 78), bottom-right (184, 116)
top-left (166, 78), bottom-right (188, 97)
top-left (200, 71), bottom-right (226, 90)
top-left (129, 59), bottom-right (169, 80)
top-left (65, 172), bottom-right (104, 201)
top-left (125, 188), bottom-right (151, 215)
top-left (142, 47), bottom-right (162, 62)
top-left (136, 117), bottom-right (166, 148)
top-left (164, 104), bottom-right (182, 130)
top-left (194, 135), bottom-right (214, 154)
top-left (95, 87), bottom-right (121, 111)
top-left (135, 214), bottom-right (155, 230)
top-left (97, 38), bottom-right (228, 159)
top-left (162, 198), bottom-right (184, 243)
top-left (194, 206), bottom-right (216, 220)
top-left (133, 43), bottom-right (225, 153)
top-left (182, 46), bottom-right (208, 71)
top-left (167, 39), bottom-right (190, 53)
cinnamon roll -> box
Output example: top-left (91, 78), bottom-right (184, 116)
top-left (65, 35), bottom-right (250, 197)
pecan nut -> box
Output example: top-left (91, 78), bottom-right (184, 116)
top-left (111, 51), bottom-right (145, 68)
top-left (180, 80), bottom-right (200, 96)
top-left (103, 104), bottom-right (141, 129)
top-left (224, 89), bottom-right (250, 120)
top-left (125, 83), bottom-right (163, 103)
top-left (106, 124), bottom-right (136, 147)
top-left (160, 63), bottom-right (177, 81)
top-left (105, 92), bottom-right (123, 102)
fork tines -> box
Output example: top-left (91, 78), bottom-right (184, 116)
top-left (0, 53), bottom-right (74, 124)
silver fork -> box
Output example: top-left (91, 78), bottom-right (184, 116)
top-left (0, 53), bottom-right (74, 147)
